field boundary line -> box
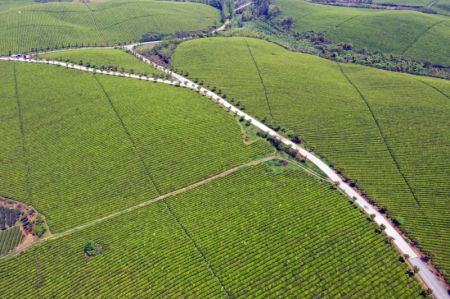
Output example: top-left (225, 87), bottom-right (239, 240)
top-left (12, 64), bottom-right (33, 204)
top-left (83, 2), bottom-right (105, 45)
top-left (163, 200), bottom-right (233, 298)
top-left (2, 51), bottom-right (449, 297)
top-left (337, 63), bottom-right (422, 207)
top-left (93, 75), bottom-right (162, 195)
top-left (401, 20), bottom-right (445, 55)
top-left (334, 15), bottom-right (359, 29)
top-left (414, 78), bottom-right (450, 100)
top-left (244, 39), bottom-right (275, 120)
top-left (2, 156), bottom-right (276, 255)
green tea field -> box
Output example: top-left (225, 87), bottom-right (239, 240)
top-left (0, 60), bottom-right (272, 233)
top-left (0, 0), bottom-right (449, 296)
top-left (276, 0), bottom-right (450, 65)
top-left (0, 0), bottom-right (219, 55)
top-left (0, 226), bottom-right (23, 256)
top-left (40, 48), bottom-right (165, 76)
top-left (172, 37), bottom-right (450, 278)
top-left (0, 163), bottom-right (425, 297)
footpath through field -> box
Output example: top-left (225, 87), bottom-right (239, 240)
top-left (1, 156), bottom-right (277, 258)
top-left (1, 45), bottom-right (448, 298)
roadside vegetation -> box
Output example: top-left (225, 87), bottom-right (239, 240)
top-left (172, 37), bottom-right (450, 280)
top-left (0, 0), bottom-right (448, 295)
top-left (0, 0), bottom-right (220, 55)
top-left (0, 164), bottom-right (426, 297)
top-left (0, 61), bottom-right (272, 233)
top-left (39, 48), bottom-right (166, 77)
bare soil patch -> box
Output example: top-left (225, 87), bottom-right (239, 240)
top-left (0, 196), bottom-right (48, 256)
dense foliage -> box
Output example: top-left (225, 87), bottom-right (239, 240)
top-left (172, 37), bottom-right (450, 279)
top-left (0, 165), bottom-right (425, 297)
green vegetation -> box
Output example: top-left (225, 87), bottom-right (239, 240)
top-left (0, 61), bottom-right (272, 233)
top-left (39, 48), bottom-right (165, 76)
top-left (0, 164), bottom-right (425, 297)
top-left (0, 0), bottom-right (220, 55)
top-left (172, 37), bottom-right (450, 279)
top-left (0, 226), bottom-right (23, 256)
top-left (432, 0), bottom-right (450, 15)
top-left (83, 240), bottom-right (103, 257)
top-left (276, 0), bottom-right (450, 65)
top-left (373, 0), bottom-right (429, 4)
top-left (371, 0), bottom-right (450, 15)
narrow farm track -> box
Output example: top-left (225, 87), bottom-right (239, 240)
top-left (163, 200), bottom-right (233, 298)
top-left (333, 15), bottom-right (360, 29)
top-left (12, 65), bottom-right (33, 204)
top-left (401, 20), bottom-right (445, 55)
top-left (244, 39), bottom-right (275, 120)
top-left (93, 75), bottom-right (162, 195)
top-left (337, 63), bottom-right (422, 207)
top-left (1, 50), bottom-right (449, 298)
top-left (83, 2), bottom-right (104, 43)
top-left (3, 156), bottom-right (276, 257)
top-left (414, 78), bottom-right (450, 100)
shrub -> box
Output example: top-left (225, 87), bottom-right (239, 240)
top-left (84, 241), bottom-right (103, 257)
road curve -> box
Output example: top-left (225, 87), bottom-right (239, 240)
top-left (126, 46), bottom-right (450, 299)
top-left (1, 48), bottom-right (448, 298)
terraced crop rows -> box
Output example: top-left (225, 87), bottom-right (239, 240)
top-left (40, 48), bottom-right (165, 76)
top-left (0, 0), bottom-right (220, 55)
top-left (276, 0), bottom-right (450, 65)
top-left (0, 164), bottom-right (425, 297)
top-left (0, 226), bottom-right (23, 255)
top-left (172, 37), bottom-right (450, 279)
top-left (0, 61), bottom-right (271, 233)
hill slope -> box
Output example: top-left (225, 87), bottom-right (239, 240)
top-left (172, 37), bottom-right (450, 278)
top-left (276, 0), bottom-right (450, 65)
top-left (0, 0), bottom-right (219, 55)
top-left (0, 164), bottom-right (424, 297)
top-left (0, 61), bottom-right (271, 233)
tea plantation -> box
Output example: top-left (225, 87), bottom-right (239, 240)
top-left (40, 48), bottom-right (165, 77)
top-left (276, 0), bottom-right (450, 65)
top-left (0, 164), bottom-right (425, 297)
top-left (0, 226), bottom-right (23, 256)
top-left (0, 0), bottom-right (219, 55)
top-left (172, 37), bottom-right (450, 278)
top-left (0, 61), bottom-right (272, 233)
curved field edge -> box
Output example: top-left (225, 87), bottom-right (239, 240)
top-left (39, 48), bottom-right (166, 77)
top-left (0, 163), bottom-right (426, 297)
top-left (171, 36), bottom-right (450, 280)
top-left (0, 60), bottom-right (272, 233)
top-left (275, 0), bottom-right (450, 65)
top-left (0, 0), bottom-right (220, 55)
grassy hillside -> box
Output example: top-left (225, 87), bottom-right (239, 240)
top-left (172, 37), bottom-right (450, 278)
top-left (0, 164), bottom-right (425, 297)
top-left (0, 61), bottom-right (271, 233)
top-left (0, 0), bottom-right (220, 55)
top-left (40, 48), bottom-right (165, 76)
top-left (432, 0), bottom-right (450, 15)
top-left (371, 0), bottom-right (449, 15)
top-left (276, 0), bottom-right (450, 65)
